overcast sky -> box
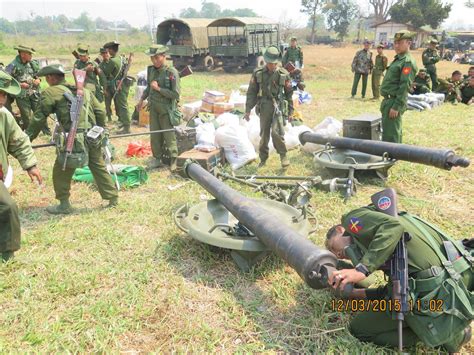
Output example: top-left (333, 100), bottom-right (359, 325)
top-left (1, 0), bottom-right (472, 29)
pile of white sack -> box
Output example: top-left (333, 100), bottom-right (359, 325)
top-left (193, 111), bottom-right (343, 170)
top-left (407, 93), bottom-right (445, 111)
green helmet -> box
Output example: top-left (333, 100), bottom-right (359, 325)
top-left (14, 45), bottom-right (36, 54)
top-left (0, 71), bottom-right (21, 96)
top-left (37, 64), bottom-right (70, 77)
top-left (144, 44), bottom-right (169, 56)
top-left (263, 46), bottom-right (280, 64)
top-left (76, 44), bottom-right (89, 55)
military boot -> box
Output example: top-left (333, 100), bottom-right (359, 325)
top-left (46, 199), bottom-right (73, 215)
top-left (280, 154), bottom-right (290, 168)
top-left (1, 251), bottom-right (14, 263)
top-left (106, 197), bottom-right (119, 208)
top-left (147, 157), bottom-right (165, 170)
top-left (170, 158), bottom-right (178, 173)
top-left (115, 126), bottom-right (131, 134)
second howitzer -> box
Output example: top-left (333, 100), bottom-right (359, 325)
top-left (184, 161), bottom-right (352, 293)
top-left (299, 131), bottom-right (470, 170)
top-left (63, 69), bottom-right (86, 170)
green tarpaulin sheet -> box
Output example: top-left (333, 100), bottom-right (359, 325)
top-left (72, 165), bottom-right (148, 188)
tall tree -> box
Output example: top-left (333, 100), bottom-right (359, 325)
top-left (368, 0), bottom-right (396, 22)
top-left (200, 1), bottom-right (221, 18)
top-left (465, 0), bottom-right (474, 8)
top-left (390, 0), bottom-right (452, 29)
top-left (180, 8), bottom-right (201, 18)
top-left (301, 0), bottom-right (325, 44)
top-left (324, 0), bottom-right (358, 41)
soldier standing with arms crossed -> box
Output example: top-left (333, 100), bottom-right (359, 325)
top-left (101, 41), bottom-right (132, 134)
top-left (26, 65), bottom-right (118, 214)
top-left (371, 43), bottom-right (388, 100)
top-left (137, 45), bottom-right (181, 172)
top-left (351, 40), bottom-right (373, 99)
top-left (380, 31), bottom-right (418, 143)
top-left (422, 39), bottom-right (440, 91)
top-left (6, 45), bottom-right (42, 131)
top-left (244, 46), bottom-right (293, 169)
top-left (0, 71), bottom-right (43, 262)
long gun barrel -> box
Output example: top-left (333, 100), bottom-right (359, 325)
top-left (299, 131), bottom-right (470, 170)
top-left (184, 161), bottom-right (351, 293)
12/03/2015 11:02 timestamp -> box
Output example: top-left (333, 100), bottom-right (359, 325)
top-left (331, 299), bottom-right (445, 312)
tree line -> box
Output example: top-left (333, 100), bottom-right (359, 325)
top-left (302, 0), bottom-right (454, 43)
top-left (0, 12), bottom-right (132, 35)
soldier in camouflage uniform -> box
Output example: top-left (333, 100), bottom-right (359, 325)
top-left (0, 70), bottom-right (43, 262)
top-left (101, 41), bottom-right (132, 134)
top-left (326, 203), bottom-right (473, 352)
top-left (380, 31), bottom-right (418, 143)
top-left (371, 43), bottom-right (388, 100)
top-left (98, 47), bottom-right (113, 122)
top-left (26, 65), bottom-right (118, 214)
top-left (422, 40), bottom-right (441, 91)
top-left (351, 40), bottom-right (373, 99)
top-left (410, 69), bottom-right (431, 95)
top-left (244, 46), bottom-right (293, 169)
top-left (282, 37), bottom-right (303, 69)
top-left (73, 44), bottom-right (106, 103)
top-left (436, 71), bottom-right (463, 103)
top-left (460, 76), bottom-right (474, 105)
top-left (5, 45), bottom-right (41, 130)
top-left (137, 45), bottom-right (181, 172)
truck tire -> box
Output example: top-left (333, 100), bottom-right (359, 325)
top-left (203, 56), bottom-right (215, 71)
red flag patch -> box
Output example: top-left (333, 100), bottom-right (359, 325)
top-left (402, 67), bottom-right (412, 75)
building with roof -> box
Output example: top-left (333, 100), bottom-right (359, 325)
top-left (371, 20), bottom-right (434, 48)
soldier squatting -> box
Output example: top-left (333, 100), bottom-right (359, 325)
top-left (0, 30), bottom-right (473, 352)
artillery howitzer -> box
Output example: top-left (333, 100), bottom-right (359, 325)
top-left (299, 131), bottom-right (470, 170)
top-left (175, 161), bottom-right (352, 294)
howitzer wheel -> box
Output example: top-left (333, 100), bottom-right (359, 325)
top-left (174, 198), bottom-right (312, 271)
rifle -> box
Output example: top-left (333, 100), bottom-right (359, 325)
top-left (111, 52), bottom-right (133, 101)
top-left (370, 188), bottom-right (410, 353)
top-left (62, 69), bottom-right (86, 171)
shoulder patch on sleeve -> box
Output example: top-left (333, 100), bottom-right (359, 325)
top-left (348, 217), bottom-right (364, 234)
top-left (402, 66), bottom-right (412, 75)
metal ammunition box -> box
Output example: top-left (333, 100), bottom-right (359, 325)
top-left (343, 115), bottom-right (382, 141)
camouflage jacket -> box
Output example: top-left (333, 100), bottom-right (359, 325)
top-left (352, 49), bottom-right (373, 74)
top-left (282, 46), bottom-right (303, 66)
top-left (422, 48), bottom-right (440, 68)
top-left (6, 55), bottom-right (40, 98)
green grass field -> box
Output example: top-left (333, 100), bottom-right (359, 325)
top-left (0, 38), bottom-right (473, 353)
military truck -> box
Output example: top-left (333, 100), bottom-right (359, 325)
top-left (156, 18), bottom-right (215, 71)
top-left (207, 17), bottom-right (281, 72)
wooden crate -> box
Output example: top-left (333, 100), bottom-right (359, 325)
top-left (177, 148), bottom-right (225, 176)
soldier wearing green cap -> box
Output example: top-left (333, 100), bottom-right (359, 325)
top-left (26, 64), bottom-right (118, 214)
top-left (371, 43), bottom-right (388, 100)
top-left (244, 46), bottom-right (293, 168)
top-left (282, 37), bottom-right (303, 69)
top-left (0, 70), bottom-right (43, 262)
top-left (422, 39), bottom-right (440, 91)
top-left (351, 40), bottom-right (374, 99)
top-left (410, 69), bottom-right (432, 95)
top-left (137, 45), bottom-right (181, 171)
top-left (325, 203), bottom-right (473, 352)
top-left (99, 48), bottom-right (112, 121)
top-left (5, 45), bottom-right (41, 130)
top-left (73, 44), bottom-right (106, 103)
top-left (101, 41), bottom-right (132, 133)
top-left (380, 31), bottom-right (418, 143)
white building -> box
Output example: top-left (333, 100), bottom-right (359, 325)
top-left (371, 20), bottom-right (433, 48)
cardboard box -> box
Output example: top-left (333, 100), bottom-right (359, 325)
top-left (203, 90), bottom-right (226, 103)
top-left (213, 102), bottom-right (234, 115)
top-left (200, 99), bottom-right (214, 113)
top-left (177, 148), bottom-right (226, 176)
top-left (139, 107), bottom-right (150, 127)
